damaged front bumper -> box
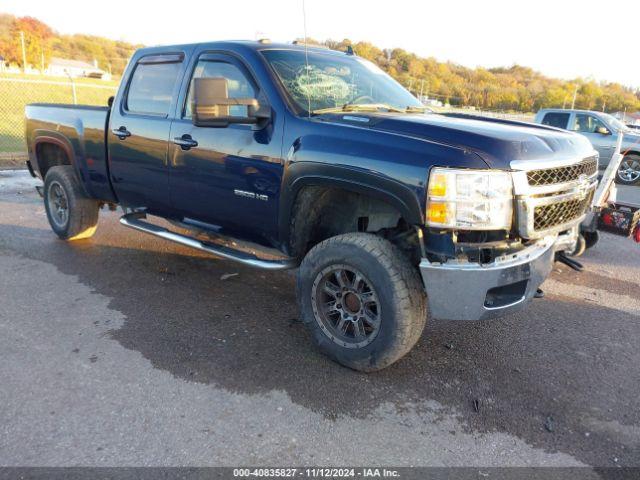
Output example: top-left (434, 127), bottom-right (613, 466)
top-left (419, 236), bottom-right (556, 321)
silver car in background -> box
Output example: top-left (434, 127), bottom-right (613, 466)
top-left (534, 109), bottom-right (640, 185)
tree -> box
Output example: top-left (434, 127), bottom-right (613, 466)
top-left (9, 16), bottom-right (53, 68)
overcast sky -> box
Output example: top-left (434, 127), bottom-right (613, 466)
top-left (4, 0), bottom-right (639, 87)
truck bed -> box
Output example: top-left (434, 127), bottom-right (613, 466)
top-left (25, 103), bottom-right (115, 202)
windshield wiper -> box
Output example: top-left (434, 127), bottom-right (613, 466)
top-left (312, 103), bottom-right (406, 115)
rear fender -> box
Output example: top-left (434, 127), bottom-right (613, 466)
top-left (33, 131), bottom-right (91, 198)
top-left (33, 133), bottom-right (76, 175)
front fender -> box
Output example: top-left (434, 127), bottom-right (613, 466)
top-left (278, 161), bottom-right (425, 247)
top-left (276, 119), bottom-right (488, 249)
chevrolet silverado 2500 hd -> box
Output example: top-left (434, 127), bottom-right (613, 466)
top-left (25, 41), bottom-right (598, 371)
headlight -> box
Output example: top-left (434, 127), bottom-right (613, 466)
top-left (426, 168), bottom-right (513, 230)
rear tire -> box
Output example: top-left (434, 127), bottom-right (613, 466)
top-left (44, 166), bottom-right (99, 240)
top-left (297, 233), bottom-right (427, 372)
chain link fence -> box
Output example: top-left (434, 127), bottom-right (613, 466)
top-left (0, 75), bottom-right (117, 167)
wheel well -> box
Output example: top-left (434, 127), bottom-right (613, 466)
top-left (36, 142), bottom-right (71, 179)
top-left (289, 186), bottom-right (421, 262)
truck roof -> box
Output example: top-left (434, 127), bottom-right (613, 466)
top-left (537, 108), bottom-right (608, 115)
top-left (136, 40), bottom-right (347, 56)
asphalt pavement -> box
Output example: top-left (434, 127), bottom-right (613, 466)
top-left (0, 171), bottom-right (639, 469)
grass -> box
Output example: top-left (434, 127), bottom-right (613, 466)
top-left (0, 73), bottom-right (119, 157)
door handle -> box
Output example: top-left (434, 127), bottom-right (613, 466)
top-left (111, 126), bottom-right (131, 140)
top-left (173, 135), bottom-right (198, 150)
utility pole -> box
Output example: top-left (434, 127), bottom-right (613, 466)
top-left (419, 79), bottom-right (424, 101)
top-left (65, 71), bottom-right (77, 105)
top-left (571, 85), bottom-right (578, 110)
top-left (41, 51), bottom-right (45, 73)
top-left (20, 31), bottom-right (27, 73)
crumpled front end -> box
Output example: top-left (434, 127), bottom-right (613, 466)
top-left (419, 152), bottom-right (598, 321)
top-left (420, 236), bottom-right (555, 321)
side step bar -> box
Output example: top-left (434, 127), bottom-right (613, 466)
top-left (119, 213), bottom-right (297, 271)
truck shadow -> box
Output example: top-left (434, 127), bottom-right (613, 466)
top-left (2, 219), bottom-right (639, 467)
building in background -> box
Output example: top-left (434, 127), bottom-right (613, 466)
top-left (46, 58), bottom-right (110, 80)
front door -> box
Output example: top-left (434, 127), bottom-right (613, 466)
top-left (108, 53), bottom-right (186, 213)
top-left (168, 52), bottom-right (283, 242)
top-left (572, 113), bottom-right (616, 167)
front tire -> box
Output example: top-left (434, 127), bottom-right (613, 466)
top-left (616, 154), bottom-right (640, 185)
top-left (297, 233), bottom-right (427, 372)
top-left (44, 166), bottom-right (99, 240)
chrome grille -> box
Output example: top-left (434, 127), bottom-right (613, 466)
top-left (526, 157), bottom-right (598, 186)
top-left (511, 154), bottom-right (598, 239)
top-left (533, 195), bottom-right (591, 231)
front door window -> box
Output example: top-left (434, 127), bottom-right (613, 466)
top-left (183, 60), bottom-right (256, 119)
top-left (574, 114), bottom-right (607, 134)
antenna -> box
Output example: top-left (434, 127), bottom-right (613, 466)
top-left (302, 0), bottom-right (311, 116)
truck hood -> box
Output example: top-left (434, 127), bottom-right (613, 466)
top-left (324, 113), bottom-right (596, 169)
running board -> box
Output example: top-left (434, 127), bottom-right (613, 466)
top-left (119, 213), bottom-right (297, 270)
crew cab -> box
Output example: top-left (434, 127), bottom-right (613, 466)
top-left (535, 108), bottom-right (640, 185)
top-left (25, 41), bottom-right (597, 371)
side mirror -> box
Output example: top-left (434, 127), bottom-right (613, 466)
top-left (192, 77), bottom-right (270, 128)
top-left (595, 126), bottom-right (611, 135)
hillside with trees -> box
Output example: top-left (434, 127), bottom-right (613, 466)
top-left (1, 13), bottom-right (638, 113)
top-left (0, 13), bottom-right (140, 76)
top-left (322, 39), bottom-right (640, 113)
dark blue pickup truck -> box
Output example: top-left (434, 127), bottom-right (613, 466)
top-left (25, 41), bottom-right (598, 371)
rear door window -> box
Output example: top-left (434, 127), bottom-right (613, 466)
top-left (541, 112), bottom-right (570, 129)
top-left (126, 56), bottom-right (183, 116)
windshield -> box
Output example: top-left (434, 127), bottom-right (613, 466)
top-left (600, 113), bottom-right (633, 133)
top-left (261, 49), bottom-right (424, 114)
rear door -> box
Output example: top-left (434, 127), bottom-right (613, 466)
top-left (168, 51), bottom-right (283, 241)
top-left (108, 53), bottom-right (187, 212)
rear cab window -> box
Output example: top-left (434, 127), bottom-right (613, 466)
top-left (541, 112), bottom-right (570, 129)
top-left (125, 54), bottom-right (184, 116)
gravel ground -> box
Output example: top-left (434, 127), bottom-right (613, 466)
top-left (0, 171), bottom-right (638, 470)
